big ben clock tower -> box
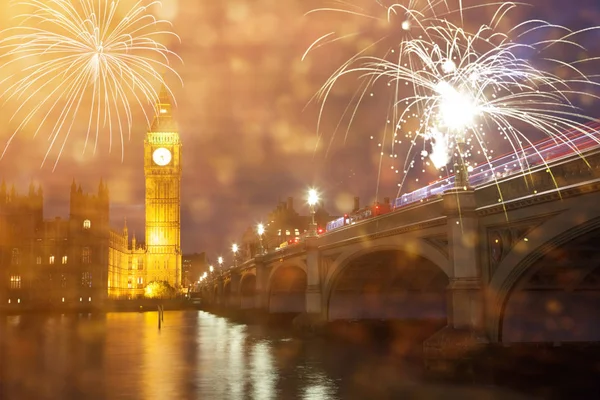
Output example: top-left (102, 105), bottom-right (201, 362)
top-left (144, 86), bottom-right (182, 288)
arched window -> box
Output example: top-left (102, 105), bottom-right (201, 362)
top-left (62, 255), bottom-right (68, 264)
top-left (83, 219), bottom-right (91, 229)
top-left (49, 255), bottom-right (55, 265)
top-left (11, 248), bottom-right (19, 265)
top-left (81, 272), bottom-right (92, 288)
top-left (10, 275), bottom-right (21, 289)
top-left (82, 247), bottom-right (91, 264)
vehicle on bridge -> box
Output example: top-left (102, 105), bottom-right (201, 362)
top-left (277, 227), bottom-right (327, 250)
top-left (326, 122), bottom-right (600, 233)
top-left (325, 200), bottom-right (392, 232)
top-left (277, 237), bottom-right (300, 250)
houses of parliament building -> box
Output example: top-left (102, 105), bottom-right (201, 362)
top-left (0, 88), bottom-right (182, 306)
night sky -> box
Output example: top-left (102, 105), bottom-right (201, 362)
top-left (0, 0), bottom-right (598, 258)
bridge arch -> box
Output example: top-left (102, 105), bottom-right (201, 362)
top-left (222, 280), bottom-right (232, 307)
top-left (489, 212), bottom-right (600, 343)
top-left (267, 261), bottom-right (307, 314)
top-left (324, 238), bottom-right (450, 289)
top-left (212, 285), bottom-right (219, 305)
top-left (325, 241), bottom-right (450, 322)
top-left (240, 273), bottom-right (256, 309)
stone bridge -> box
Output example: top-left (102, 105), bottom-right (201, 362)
top-left (201, 149), bottom-right (600, 365)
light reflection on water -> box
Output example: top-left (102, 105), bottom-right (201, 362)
top-left (1, 310), bottom-right (531, 400)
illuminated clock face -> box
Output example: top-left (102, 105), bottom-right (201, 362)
top-left (152, 147), bottom-right (172, 166)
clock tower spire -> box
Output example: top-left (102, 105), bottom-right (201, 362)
top-left (144, 85), bottom-right (182, 288)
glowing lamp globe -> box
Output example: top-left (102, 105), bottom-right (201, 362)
top-left (307, 189), bottom-right (319, 206)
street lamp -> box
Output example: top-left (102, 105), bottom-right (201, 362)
top-left (209, 265), bottom-right (214, 273)
top-left (257, 223), bottom-right (265, 255)
top-left (232, 243), bottom-right (239, 267)
top-left (307, 188), bottom-right (319, 237)
top-left (217, 256), bottom-right (223, 272)
top-left (435, 81), bottom-right (476, 190)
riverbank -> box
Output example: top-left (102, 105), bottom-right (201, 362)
top-left (0, 298), bottom-right (200, 315)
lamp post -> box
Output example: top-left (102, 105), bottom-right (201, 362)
top-left (435, 78), bottom-right (475, 190)
top-left (454, 135), bottom-right (470, 190)
top-left (217, 256), bottom-right (223, 275)
top-left (257, 223), bottom-right (265, 255)
top-left (209, 265), bottom-right (214, 275)
top-left (307, 188), bottom-right (319, 237)
top-left (232, 244), bottom-right (238, 268)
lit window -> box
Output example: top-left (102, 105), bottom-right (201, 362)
top-left (11, 248), bottom-right (19, 265)
top-left (62, 255), bottom-right (68, 264)
top-left (137, 277), bottom-right (143, 285)
top-left (82, 247), bottom-right (91, 264)
top-left (49, 255), bottom-right (55, 264)
top-left (36, 256), bottom-right (42, 265)
top-left (81, 272), bottom-right (92, 288)
top-left (83, 219), bottom-right (91, 229)
top-left (10, 275), bottom-right (21, 289)
top-left (160, 108), bottom-right (167, 114)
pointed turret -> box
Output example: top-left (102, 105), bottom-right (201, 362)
top-left (98, 178), bottom-right (105, 196)
top-left (71, 179), bottom-right (77, 193)
top-left (150, 84), bottom-right (177, 132)
top-left (77, 184), bottom-right (82, 194)
top-left (132, 232), bottom-right (137, 250)
top-left (29, 181), bottom-right (35, 197)
top-left (123, 217), bottom-right (128, 238)
top-left (37, 184), bottom-right (43, 197)
top-left (10, 184), bottom-right (16, 201)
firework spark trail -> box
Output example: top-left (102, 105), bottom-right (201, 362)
top-left (304, 0), bottom-right (469, 197)
top-left (305, 1), bottom-right (458, 143)
top-left (373, 16), bottom-right (600, 194)
top-left (0, 0), bottom-right (182, 170)
top-left (307, 1), bottom-right (600, 199)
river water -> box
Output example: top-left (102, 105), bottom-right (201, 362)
top-left (0, 310), bottom-right (570, 399)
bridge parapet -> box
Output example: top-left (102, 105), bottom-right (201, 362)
top-left (319, 199), bottom-right (446, 248)
top-left (475, 148), bottom-right (600, 213)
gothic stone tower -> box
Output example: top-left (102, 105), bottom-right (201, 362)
top-left (144, 86), bottom-right (182, 288)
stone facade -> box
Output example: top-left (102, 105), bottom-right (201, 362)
top-left (0, 87), bottom-right (183, 305)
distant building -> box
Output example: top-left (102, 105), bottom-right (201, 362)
top-left (0, 180), bottom-right (110, 305)
top-left (239, 196), bottom-right (337, 258)
top-left (0, 87), bottom-right (183, 306)
top-left (182, 252), bottom-right (208, 288)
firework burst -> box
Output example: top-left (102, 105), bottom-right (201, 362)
top-left (308, 1), bottom-right (600, 197)
top-left (304, 0), bottom-right (463, 152)
top-left (0, 0), bottom-right (182, 169)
